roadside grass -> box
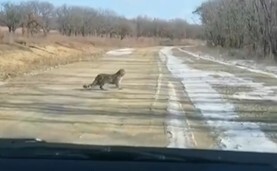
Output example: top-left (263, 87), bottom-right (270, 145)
top-left (0, 43), bottom-right (105, 80)
top-left (0, 29), bottom-right (106, 80)
top-left (0, 25), bottom-right (202, 81)
top-left (182, 44), bottom-right (276, 63)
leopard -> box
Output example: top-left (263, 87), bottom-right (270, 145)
top-left (83, 69), bottom-right (126, 90)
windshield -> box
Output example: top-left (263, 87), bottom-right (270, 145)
top-left (0, 0), bottom-right (276, 155)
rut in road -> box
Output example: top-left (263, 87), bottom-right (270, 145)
top-left (155, 58), bottom-right (197, 148)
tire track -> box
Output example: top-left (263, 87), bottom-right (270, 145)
top-left (159, 49), bottom-right (197, 148)
top-left (166, 81), bottom-right (197, 148)
top-left (162, 47), bottom-right (277, 152)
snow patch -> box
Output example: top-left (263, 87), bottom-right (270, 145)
top-left (0, 81), bottom-right (6, 86)
top-left (209, 72), bottom-right (277, 101)
top-left (179, 48), bottom-right (277, 79)
top-left (178, 48), bottom-right (277, 101)
top-left (166, 82), bottom-right (195, 148)
top-left (232, 85), bottom-right (277, 101)
top-left (266, 66), bottom-right (277, 73)
top-left (106, 48), bottom-right (134, 56)
top-left (160, 47), bottom-right (277, 152)
top-left (219, 121), bottom-right (277, 151)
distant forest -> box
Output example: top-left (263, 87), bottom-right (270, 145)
top-left (195, 0), bottom-right (277, 61)
top-left (1, 0), bottom-right (277, 61)
top-left (0, 1), bottom-right (202, 40)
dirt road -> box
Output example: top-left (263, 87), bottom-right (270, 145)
top-left (0, 47), bottom-right (276, 152)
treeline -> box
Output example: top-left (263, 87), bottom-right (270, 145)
top-left (194, 0), bottom-right (277, 61)
top-left (0, 1), bottom-right (202, 40)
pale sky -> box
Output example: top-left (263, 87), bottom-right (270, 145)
top-left (5, 0), bottom-right (207, 23)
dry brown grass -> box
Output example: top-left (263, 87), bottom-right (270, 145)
top-left (0, 44), bottom-right (105, 80)
top-left (0, 34), bottom-right (106, 80)
top-left (0, 26), bottom-right (201, 48)
top-left (25, 33), bottom-right (162, 48)
top-left (0, 26), bottom-right (201, 81)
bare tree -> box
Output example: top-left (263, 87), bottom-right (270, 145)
top-left (0, 2), bottom-right (22, 32)
top-left (36, 1), bottom-right (55, 35)
top-left (117, 18), bottom-right (132, 40)
top-left (195, 0), bottom-right (277, 61)
top-left (0, 1), bottom-right (202, 41)
top-left (20, 1), bottom-right (55, 36)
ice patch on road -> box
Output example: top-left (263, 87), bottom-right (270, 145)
top-left (106, 48), bottom-right (134, 56)
top-left (160, 47), bottom-right (277, 152)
